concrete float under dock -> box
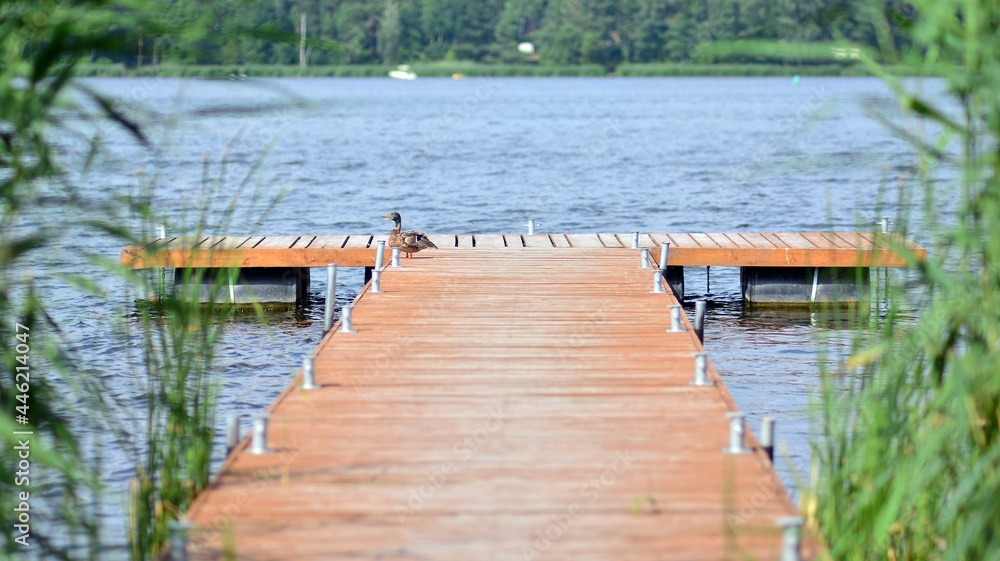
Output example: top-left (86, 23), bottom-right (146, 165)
top-left (123, 231), bottom-right (925, 305)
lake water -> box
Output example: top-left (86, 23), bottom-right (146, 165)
top-left (30, 76), bottom-right (949, 552)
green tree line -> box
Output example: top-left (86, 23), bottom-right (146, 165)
top-left (103, 0), bottom-right (913, 70)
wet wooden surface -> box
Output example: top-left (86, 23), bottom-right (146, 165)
top-left (183, 249), bottom-right (815, 560)
top-left (122, 231), bottom-right (925, 269)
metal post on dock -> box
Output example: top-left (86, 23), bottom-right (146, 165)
top-left (694, 300), bottom-right (707, 343)
top-left (250, 415), bottom-right (271, 454)
top-left (323, 264), bottom-right (337, 333)
top-left (301, 355), bottom-right (320, 390)
top-left (168, 521), bottom-right (192, 561)
top-left (390, 247), bottom-right (401, 268)
top-left (659, 242), bottom-right (670, 270)
top-left (761, 417), bottom-right (775, 462)
top-left (724, 412), bottom-right (751, 454)
top-left (155, 224), bottom-right (168, 296)
top-left (879, 218), bottom-right (891, 307)
top-left (690, 353), bottom-right (714, 386)
top-left (225, 415), bottom-right (240, 455)
top-left (340, 303), bottom-right (357, 333)
top-left (374, 240), bottom-right (386, 271)
top-left (370, 268), bottom-right (383, 293)
top-left (651, 269), bottom-right (665, 293)
top-left (778, 516), bottom-right (805, 561)
top-left (526, 218), bottom-right (537, 235)
top-left (638, 247), bottom-right (651, 269)
top-left (669, 305), bottom-right (684, 332)
top-left (630, 231), bottom-right (640, 249)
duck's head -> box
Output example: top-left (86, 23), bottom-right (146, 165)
top-left (383, 212), bottom-right (401, 223)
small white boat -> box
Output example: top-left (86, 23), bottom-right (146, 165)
top-left (388, 65), bottom-right (417, 80)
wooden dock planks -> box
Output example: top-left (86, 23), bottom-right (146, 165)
top-left (183, 249), bottom-right (814, 560)
top-left (122, 232), bottom-right (925, 270)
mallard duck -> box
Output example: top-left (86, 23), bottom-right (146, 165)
top-left (383, 212), bottom-right (437, 258)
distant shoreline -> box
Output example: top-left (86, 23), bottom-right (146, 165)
top-left (73, 62), bottom-right (940, 79)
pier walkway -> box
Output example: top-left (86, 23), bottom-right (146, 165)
top-left (183, 248), bottom-right (816, 560)
top-left (124, 231), bottom-right (922, 269)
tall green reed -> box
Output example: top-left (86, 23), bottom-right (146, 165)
top-left (810, 1), bottom-right (1000, 559)
top-left (2, 1), bottom-right (292, 558)
top-left (1, 1), bottom-right (151, 556)
top-left (119, 134), bottom-right (283, 561)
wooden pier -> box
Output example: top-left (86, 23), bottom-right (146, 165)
top-left (123, 231), bottom-right (925, 306)
top-left (124, 231), bottom-right (922, 269)
top-left (181, 248), bottom-right (819, 560)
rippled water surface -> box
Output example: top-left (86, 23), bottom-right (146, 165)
top-left (31, 76), bottom-right (950, 549)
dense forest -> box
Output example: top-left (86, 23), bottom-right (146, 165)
top-left (116, 0), bottom-right (912, 69)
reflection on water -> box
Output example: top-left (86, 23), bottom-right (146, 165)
top-left (735, 306), bottom-right (869, 331)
